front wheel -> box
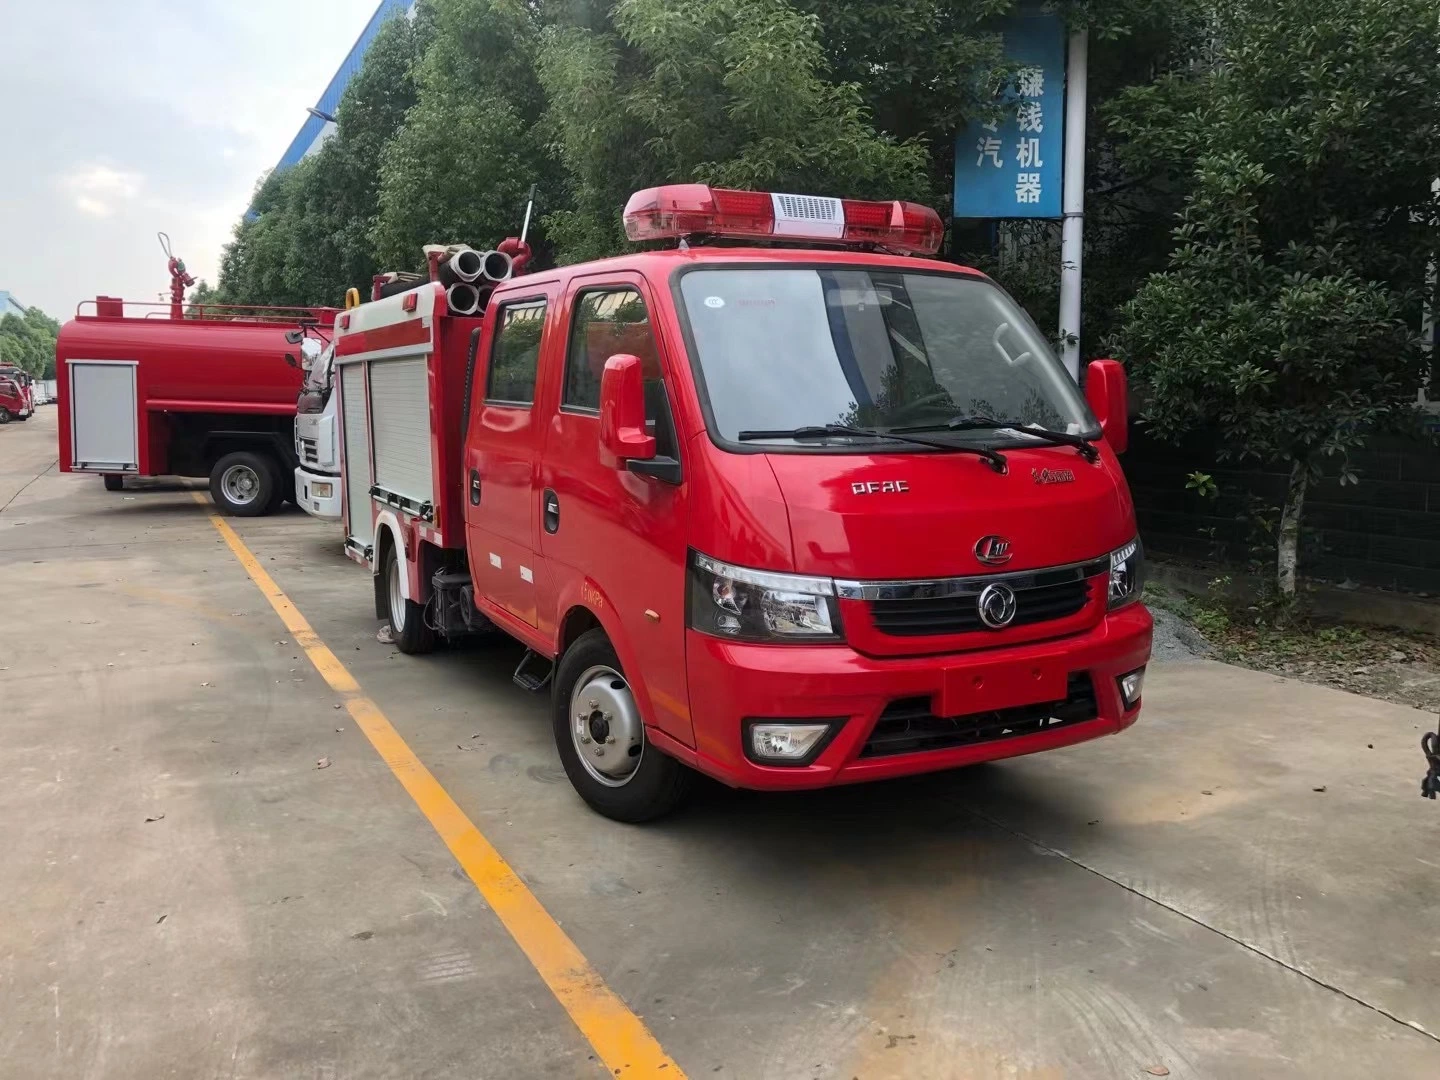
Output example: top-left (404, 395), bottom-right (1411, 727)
top-left (386, 542), bottom-right (436, 655)
top-left (103, 474), bottom-right (124, 492)
top-left (210, 451), bottom-right (277, 517)
top-left (552, 629), bottom-right (692, 822)
top-left (0, 407), bottom-right (10, 424)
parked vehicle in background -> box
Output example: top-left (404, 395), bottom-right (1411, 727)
top-left (336, 185), bottom-right (1152, 822)
top-left (294, 337), bottom-right (343, 520)
top-left (54, 243), bottom-right (337, 514)
top-left (0, 373), bottom-right (31, 424)
top-left (0, 364), bottom-right (34, 422)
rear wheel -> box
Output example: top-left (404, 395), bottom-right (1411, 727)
top-left (210, 451), bottom-right (277, 517)
top-left (552, 629), bottom-right (692, 822)
top-left (103, 475), bottom-right (124, 492)
top-left (386, 542), bottom-right (436, 655)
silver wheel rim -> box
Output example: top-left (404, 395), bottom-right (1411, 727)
top-left (569, 664), bottom-right (644, 788)
top-left (388, 553), bottom-right (406, 633)
top-left (220, 463), bottom-right (261, 506)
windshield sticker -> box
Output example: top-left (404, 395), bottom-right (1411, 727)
top-left (704, 296), bottom-right (725, 309)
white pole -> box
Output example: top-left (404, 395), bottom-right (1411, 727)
top-left (1058, 27), bottom-right (1089, 382)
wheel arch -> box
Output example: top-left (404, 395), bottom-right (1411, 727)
top-left (552, 579), bottom-right (658, 732)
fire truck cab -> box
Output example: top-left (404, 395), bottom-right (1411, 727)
top-left (337, 185), bottom-right (1152, 822)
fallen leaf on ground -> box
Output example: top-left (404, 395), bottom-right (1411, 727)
top-left (1312, 785), bottom-right (1327, 793)
top-left (1145, 1067), bottom-right (1170, 1077)
top-left (155, 914), bottom-right (167, 925)
top-left (315, 757), bottom-right (331, 770)
top-left (144, 813), bottom-right (164, 823)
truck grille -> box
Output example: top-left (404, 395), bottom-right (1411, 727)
top-left (298, 436), bottom-right (319, 466)
top-left (860, 673), bottom-right (1097, 758)
top-left (869, 577), bottom-right (1092, 636)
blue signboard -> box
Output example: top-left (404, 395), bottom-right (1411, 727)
top-left (953, 11), bottom-right (1065, 219)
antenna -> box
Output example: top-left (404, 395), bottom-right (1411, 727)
top-left (519, 185), bottom-right (537, 245)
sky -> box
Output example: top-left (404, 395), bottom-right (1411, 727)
top-left (0, 0), bottom-right (383, 321)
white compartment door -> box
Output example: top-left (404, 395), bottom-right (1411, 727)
top-left (368, 356), bottom-right (433, 507)
top-left (70, 361), bottom-right (138, 471)
top-left (340, 364), bottom-right (374, 548)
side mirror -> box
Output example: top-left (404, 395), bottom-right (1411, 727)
top-left (599, 354), bottom-right (656, 466)
top-left (284, 329), bottom-right (304, 345)
top-left (1084, 358), bottom-right (1128, 455)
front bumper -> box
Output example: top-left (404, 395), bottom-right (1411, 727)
top-left (682, 603), bottom-right (1153, 790)
top-left (295, 468), bottom-right (342, 520)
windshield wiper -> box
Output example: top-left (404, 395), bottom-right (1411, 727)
top-left (737, 423), bottom-right (1007, 473)
top-left (891, 414), bottom-right (1100, 463)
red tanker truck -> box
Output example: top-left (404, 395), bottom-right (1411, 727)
top-left (54, 242), bottom-right (337, 514)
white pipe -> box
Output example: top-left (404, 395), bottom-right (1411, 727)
top-left (1058, 28), bottom-right (1088, 382)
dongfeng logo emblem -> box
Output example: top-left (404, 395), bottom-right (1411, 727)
top-left (1031, 467), bottom-right (1075, 485)
top-left (977, 582), bottom-right (1018, 629)
top-left (974, 535), bottom-right (1012, 565)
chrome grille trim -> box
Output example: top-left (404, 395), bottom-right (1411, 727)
top-left (833, 554), bottom-right (1111, 602)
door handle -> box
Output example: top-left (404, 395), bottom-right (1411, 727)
top-left (469, 469), bottom-right (481, 506)
top-left (542, 489), bottom-right (560, 534)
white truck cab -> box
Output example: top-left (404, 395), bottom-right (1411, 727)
top-left (294, 340), bottom-right (343, 519)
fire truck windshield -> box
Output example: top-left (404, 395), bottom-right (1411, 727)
top-left (678, 268), bottom-right (1096, 449)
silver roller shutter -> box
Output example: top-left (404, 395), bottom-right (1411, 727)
top-left (368, 356), bottom-right (433, 506)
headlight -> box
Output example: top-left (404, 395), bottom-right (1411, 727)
top-left (311, 481), bottom-right (333, 499)
top-left (1108, 537), bottom-right (1145, 609)
top-left (688, 552), bottom-right (842, 642)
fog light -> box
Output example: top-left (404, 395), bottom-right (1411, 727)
top-left (1118, 667), bottom-right (1146, 708)
top-left (312, 481), bottom-right (333, 499)
top-left (744, 720), bottom-right (840, 765)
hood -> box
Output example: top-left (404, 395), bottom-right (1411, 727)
top-left (762, 444), bottom-right (1135, 581)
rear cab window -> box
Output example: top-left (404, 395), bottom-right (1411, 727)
top-left (486, 299), bottom-right (548, 406)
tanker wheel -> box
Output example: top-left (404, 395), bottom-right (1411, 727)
top-left (0, 406), bottom-right (10, 424)
top-left (210, 451), bottom-right (277, 517)
top-left (103, 475), bottom-right (124, 492)
top-left (385, 542), bottom-right (436, 655)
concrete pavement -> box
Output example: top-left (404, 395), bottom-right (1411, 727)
top-left (3, 407), bottom-right (1438, 1078)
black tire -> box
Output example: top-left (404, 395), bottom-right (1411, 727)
top-left (209, 451), bottom-right (278, 517)
top-left (552, 629), bottom-right (692, 822)
top-left (0, 407), bottom-right (10, 424)
top-left (385, 542), bottom-right (436, 655)
top-left (13, 414), bottom-right (27, 422)
top-left (103, 474), bottom-right (124, 492)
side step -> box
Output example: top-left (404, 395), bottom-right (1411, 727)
top-left (512, 649), bottom-right (554, 692)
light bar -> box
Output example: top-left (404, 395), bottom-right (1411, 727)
top-left (623, 184), bottom-right (943, 255)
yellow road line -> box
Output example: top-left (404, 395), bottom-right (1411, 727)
top-left (194, 494), bottom-right (685, 1078)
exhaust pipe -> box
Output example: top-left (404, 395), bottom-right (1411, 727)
top-left (439, 247), bottom-right (483, 285)
top-left (478, 249), bottom-right (513, 282)
top-left (446, 281), bottom-right (481, 315)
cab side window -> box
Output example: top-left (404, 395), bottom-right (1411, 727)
top-left (486, 299), bottom-right (547, 405)
top-left (564, 287), bottom-right (676, 457)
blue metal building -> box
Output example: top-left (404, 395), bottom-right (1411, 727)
top-left (249, 0), bottom-right (416, 214)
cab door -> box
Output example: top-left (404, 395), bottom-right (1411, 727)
top-left (464, 291), bottom-right (555, 627)
top-left (537, 273), bottom-right (693, 747)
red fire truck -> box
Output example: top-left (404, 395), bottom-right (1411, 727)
top-left (0, 364), bottom-right (34, 423)
top-left (336, 185), bottom-right (1152, 821)
top-left (55, 279), bottom-right (337, 514)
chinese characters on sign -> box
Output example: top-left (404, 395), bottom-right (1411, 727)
top-left (953, 11), bottom-right (1065, 219)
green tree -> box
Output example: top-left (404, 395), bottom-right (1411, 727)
top-left (371, 0), bottom-right (551, 268)
top-left (537, 0), bottom-right (931, 262)
top-left (0, 307), bottom-right (60, 378)
top-left (1110, 0), bottom-right (1440, 596)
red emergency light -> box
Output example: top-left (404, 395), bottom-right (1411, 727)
top-left (622, 184), bottom-right (943, 256)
